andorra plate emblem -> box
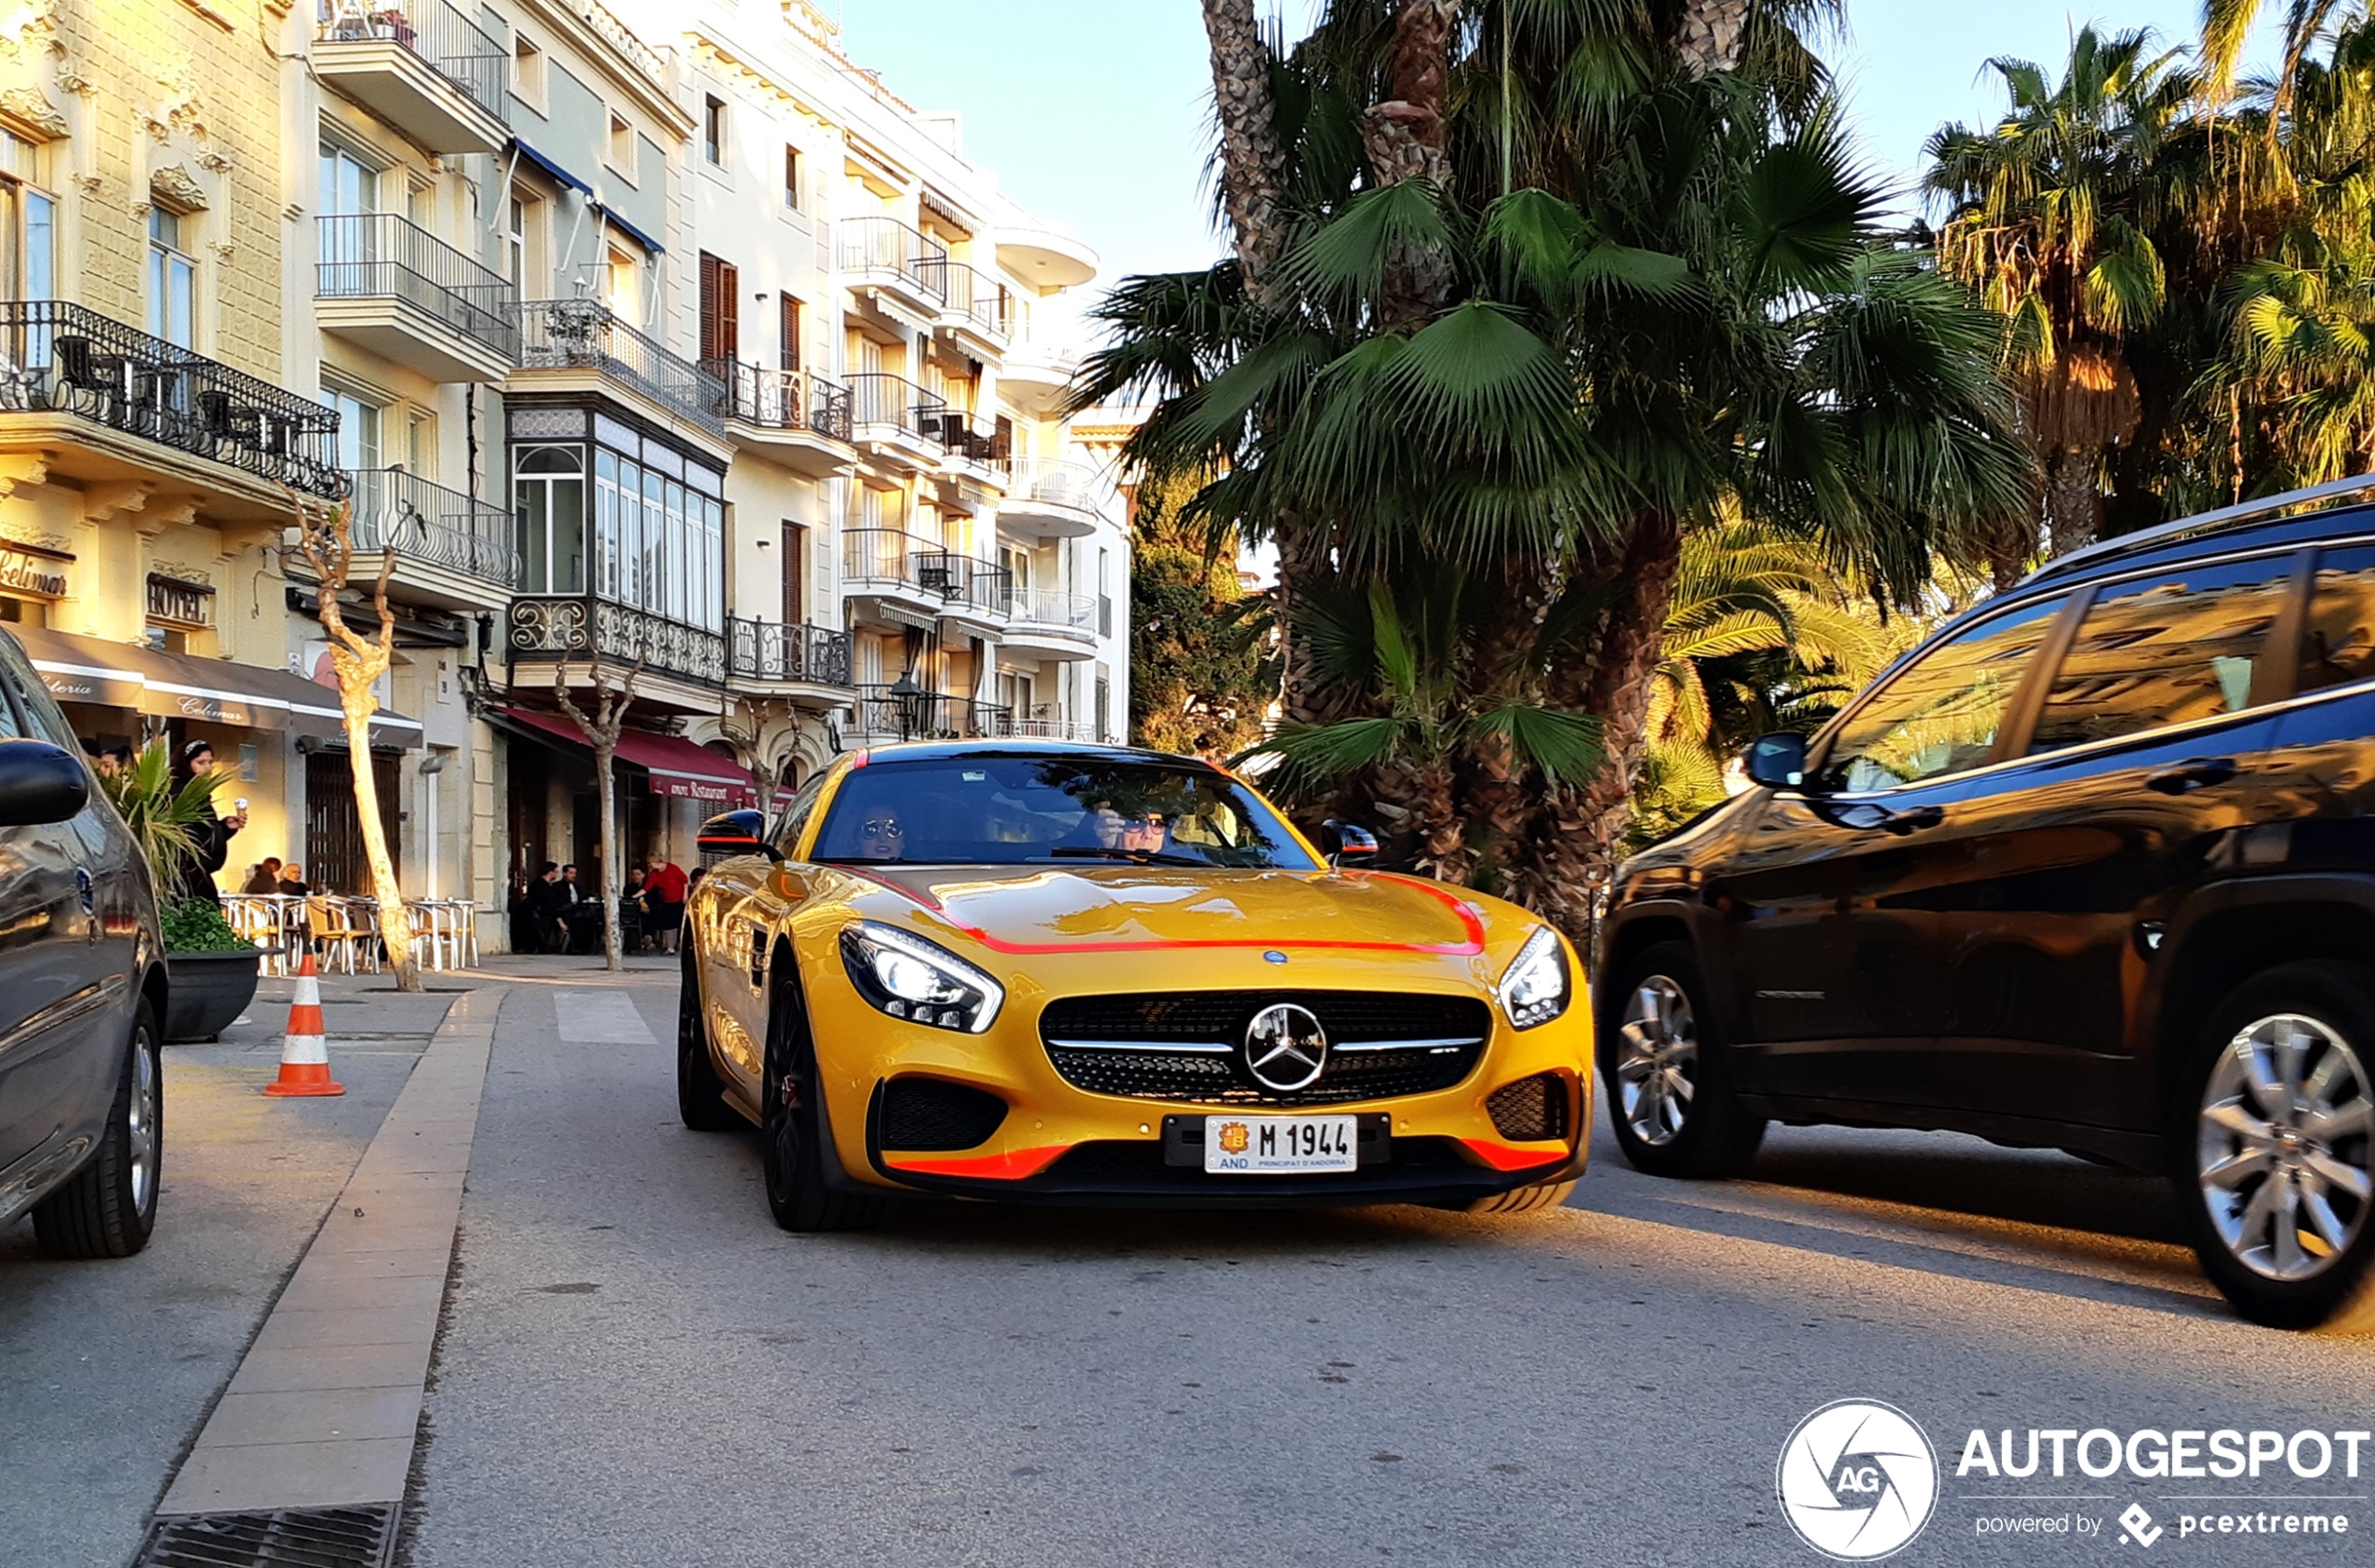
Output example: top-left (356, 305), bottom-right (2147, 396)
top-left (1216, 1120), bottom-right (1251, 1155)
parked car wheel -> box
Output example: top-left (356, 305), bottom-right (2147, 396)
top-left (2180, 962), bottom-right (2375, 1330)
top-left (761, 969), bottom-right (881, 1233)
top-left (1598, 942), bottom-right (1765, 1179)
top-left (32, 1002), bottom-right (161, 1259)
top-left (677, 951), bottom-right (740, 1132)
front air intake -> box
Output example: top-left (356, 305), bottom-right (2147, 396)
top-left (1485, 1072), bottom-right (1568, 1142)
top-left (878, 1077), bottom-right (1008, 1151)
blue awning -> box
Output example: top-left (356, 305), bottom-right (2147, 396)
top-left (597, 205), bottom-right (666, 255)
top-left (510, 139), bottom-right (592, 195)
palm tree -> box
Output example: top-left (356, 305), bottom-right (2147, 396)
top-left (1927, 27), bottom-right (2193, 565)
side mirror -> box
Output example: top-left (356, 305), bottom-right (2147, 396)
top-left (697, 808), bottom-right (779, 861)
top-left (1744, 732), bottom-right (1809, 792)
top-left (0, 739), bottom-right (88, 827)
top-left (1320, 819), bottom-right (1378, 868)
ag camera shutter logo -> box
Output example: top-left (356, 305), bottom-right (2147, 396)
top-left (1777, 1399), bottom-right (1939, 1561)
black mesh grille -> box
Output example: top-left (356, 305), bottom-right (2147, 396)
top-left (1040, 990), bottom-right (1490, 1105)
top-left (137, 1506), bottom-right (397, 1568)
top-left (1485, 1072), bottom-right (1568, 1142)
top-left (879, 1077), bottom-right (1008, 1151)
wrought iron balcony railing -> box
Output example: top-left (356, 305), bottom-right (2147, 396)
top-left (0, 300), bottom-right (343, 497)
top-left (917, 259), bottom-right (1013, 339)
top-left (1009, 588), bottom-right (1098, 635)
top-left (925, 412), bottom-right (1009, 466)
top-left (842, 527), bottom-right (934, 592)
top-left (1007, 712), bottom-right (1101, 741)
top-left (727, 617), bottom-right (853, 685)
top-left (343, 468), bottom-right (515, 586)
top-left (698, 360), bottom-right (851, 442)
top-left (317, 212), bottom-right (519, 362)
top-left (843, 372), bottom-right (946, 447)
top-left (518, 301), bottom-right (726, 434)
top-left (915, 551), bottom-right (1011, 617)
top-left (508, 595), bottom-right (726, 686)
top-left (852, 684), bottom-right (1009, 741)
top-left (838, 217), bottom-right (947, 300)
top-left (315, 0), bottom-right (508, 120)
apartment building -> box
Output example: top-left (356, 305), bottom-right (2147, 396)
top-left (0, 0), bottom-right (1121, 953)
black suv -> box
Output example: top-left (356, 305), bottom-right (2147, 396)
top-left (0, 627), bottom-right (166, 1259)
top-left (1599, 478), bottom-right (2375, 1329)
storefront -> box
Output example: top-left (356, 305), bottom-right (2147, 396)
top-left (491, 706), bottom-right (754, 890)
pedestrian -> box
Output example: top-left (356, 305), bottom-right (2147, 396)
top-left (169, 741), bottom-right (245, 904)
top-left (243, 856), bottom-right (283, 895)
top-left (643, 854), bottom-right (688, 954)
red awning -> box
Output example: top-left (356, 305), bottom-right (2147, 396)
top-left (497, 708), bottom-right (756, 806)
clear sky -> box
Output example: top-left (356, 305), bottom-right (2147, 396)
top-left (830, 2), bottom-right (2284, 292)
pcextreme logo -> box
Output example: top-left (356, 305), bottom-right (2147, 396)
top-left (1776, 1399), bottom-right (1941, 1561)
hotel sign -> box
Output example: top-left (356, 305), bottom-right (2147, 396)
top-left (0, 541), bottom-right (71, 600)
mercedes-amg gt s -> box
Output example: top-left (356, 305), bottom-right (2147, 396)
top-left (676, 741), bottom-right (1591, 1229)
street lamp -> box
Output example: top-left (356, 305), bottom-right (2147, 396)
top-left (887, 670), bottom-right (925, 741)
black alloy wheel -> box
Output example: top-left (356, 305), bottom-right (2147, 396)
top-left (678, 948), bottom-right (741, 1132)
top-left (1597, 942), bottom-right (1765, 1179)
top-left (761, 962), bottom-right (882, 1233)
top-left (34, 1002), bottom-right (162, 1259)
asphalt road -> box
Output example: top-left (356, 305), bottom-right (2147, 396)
top-left (403, 971), bottom-right (2375, 1568)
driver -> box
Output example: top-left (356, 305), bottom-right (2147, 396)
top-left (858, 811), bottom-right (905, 861)
top-left (1118, 812), bottom-right (1168, 856)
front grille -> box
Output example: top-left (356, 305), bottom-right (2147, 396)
top-left (878, 1077), bottom-right (1008, 1151)
top-left (1040, 990), bottom-right (1490, 1106)
top-left (1485, 1072), bottom-right (1568, 1142)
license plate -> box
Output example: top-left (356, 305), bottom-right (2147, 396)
top-left (1203, 1114), bottom-right (1358, 1173)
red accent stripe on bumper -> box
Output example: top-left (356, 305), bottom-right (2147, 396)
top-left (885, 1144), bottom-right (1069, 1181)
top-left (1460, 1137), bottom-right (1567, 1172)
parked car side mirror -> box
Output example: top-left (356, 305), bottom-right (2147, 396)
top-left (1320, 819), bottom-right (1379, 868)
top-left (1744, 732), bottom-right (1810, 792)
top-left (697, 808), bottom-right (780, 861)
top-left (0, 739), bottom-right (87, 827)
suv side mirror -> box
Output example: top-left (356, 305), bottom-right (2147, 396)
top-left (1744, 732), bottom-right (1809, 792)
top-left (1320, 819), bottom-right (1378, 867)
top-left (697, 808), bottom-right (780, 861)
top-left (0, 739), bottom-right (87, 827)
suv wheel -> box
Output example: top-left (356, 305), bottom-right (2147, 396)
top-left (2181, 962), bottom-right (2375, 1330)
top-left (1598, 942), bottom-right (1764, 1178)
top-left (33, 1002), bottom-right (161, 1259)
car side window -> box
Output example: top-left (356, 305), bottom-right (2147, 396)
top-left (2296, 542), bottom-right (2375, 695)
top-left (2027, 554), bottom-right (2295, 755)
top-left (769, 770), bottom-right (831, 859)
top-left (0, 637), bottom-right (76, 750)
top-left (1819, 595), bottom-right (2069, 792)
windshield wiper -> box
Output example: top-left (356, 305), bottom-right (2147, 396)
top-left (1045, 846), bottom-right (1214, 869)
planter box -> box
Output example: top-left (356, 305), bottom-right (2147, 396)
top-left (165, 947), bottom-right (264, 1043)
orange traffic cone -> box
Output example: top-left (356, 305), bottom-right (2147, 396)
top-left (264, 953), bottom-right (343, 1098)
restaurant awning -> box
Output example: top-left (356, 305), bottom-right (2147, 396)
top-left (14, 626), bottom-right (423, 745)
top-left (494, 707), bottom-right (756, 806)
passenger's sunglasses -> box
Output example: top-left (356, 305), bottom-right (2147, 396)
top-left (861, 819), bottom-right (903, 838)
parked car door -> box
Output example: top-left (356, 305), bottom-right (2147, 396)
top-left (1707, 592), bottom-right (2071, 1103)
top-left (2250, 540), bottom-right (2375, 902)
top-left (1878, 551), bottom-right (2300, 1128)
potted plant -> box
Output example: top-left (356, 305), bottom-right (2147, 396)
top-left (97, 741), bottom-right (263, 1043)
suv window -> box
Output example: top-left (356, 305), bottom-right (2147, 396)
top-left (1820, 595), bottom-right (2068, 792)
top-left (2298, 542), bottom-right (2375, 695)
top-left (2027, 554), bottom-right (2294, 755)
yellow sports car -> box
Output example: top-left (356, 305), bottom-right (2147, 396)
top-left (677, 741), bottom-right (1591, 1229)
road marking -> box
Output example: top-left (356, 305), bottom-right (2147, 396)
top-left (554, 990), bottom-right (657, 1044)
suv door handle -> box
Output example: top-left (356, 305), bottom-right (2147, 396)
top-left (2146, 756), bottom-right (2239, 794)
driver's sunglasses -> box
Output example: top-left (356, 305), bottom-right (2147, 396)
top-left (861, 819), bottom-right (903, 838)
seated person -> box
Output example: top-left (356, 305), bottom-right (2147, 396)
top-left (244, 856), bottom-right (284, 894)
top-left (1118, 812), bottom-right (1169, 857)
top-left (856, 811), bottom-right (904, 862)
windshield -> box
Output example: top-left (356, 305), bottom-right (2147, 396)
top-left (808, 755), bottom-right (1319, 870)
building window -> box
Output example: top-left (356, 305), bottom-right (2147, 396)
top-left (514, 443), bottom-right (586, 595)
top-left (0, 131), bottom-right (53, 304)
top-left (320, 141), bottom-right (376, 217)
top-left (698, 252), bottom-right (738, 365)
top-left (606, 245), bottom-right (639, 324)
top-left (507, 196), bottom-right (529, 295)
top-left (607, 112), bottom-right (636, 181)
top-left (783, 520), bottom-right (806, 623)
top-left (513, 34), bottom-right (545, 108)
top-left (783, 145), bottom-right (802, 210)
top-left (778, 295), bottom-right (800, 371)
top-left (703, 95), bottom-right (726, 165)
top-left (147, 209), bottom-right (195, 348)
top-left (327, 387), bottom-right (383, 471)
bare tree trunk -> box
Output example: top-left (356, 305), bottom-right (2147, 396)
top-left (2040, 447), bottom-right (2101, 557)
top-left (553, 656), bottom-right (641, 973)
top-left (1202, 0), bottom-right (1288, 305)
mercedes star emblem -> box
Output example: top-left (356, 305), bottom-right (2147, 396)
top-left (1244, 1002), bottom-right (1328, 1092)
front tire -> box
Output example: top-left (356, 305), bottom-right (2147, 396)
top-left (760, 963), bottom-right (881, 1232)
top-left (2178, 962), bottom-right (2375, 1331)
top-left (1598, 942), bottom-right (1765, 1178)
top-left (33, 1002), bottom-right (162, 1259)
top-left (1460, 1178), bottom-right (1577, 1215)
top-left (677, 950), bottom-right (740, 1132)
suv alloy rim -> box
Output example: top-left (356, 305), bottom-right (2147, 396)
top-left (2197, 1013), bottom-right (2375, 1281)
top-left (128, 1035), bottom-right (156, 1214)
top-left (1615, 976), bottom-right (1698, 1145)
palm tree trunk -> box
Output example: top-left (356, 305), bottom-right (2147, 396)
top-left (2041, 447), bottom-right (2100, 557)
top-left (1202, 0), bottom-right (1288, 306)
top-left (1676, 0), bottom-right (1751, 76)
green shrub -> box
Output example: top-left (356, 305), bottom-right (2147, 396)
top-left (161, 898), bottom-right (256, 955)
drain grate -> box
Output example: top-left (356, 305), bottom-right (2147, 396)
top-left (134, 1505), bottom-right (399, 1568)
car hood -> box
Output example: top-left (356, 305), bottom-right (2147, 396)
top-left (851, 864), bottom-right (1485, 955)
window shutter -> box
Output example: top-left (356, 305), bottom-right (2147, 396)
top-left (698, 252), bottom-right (722, 363)
top-left (779, 295), bottom-right (800, 371)
top-left (718, 259), bottom-right (739, 363)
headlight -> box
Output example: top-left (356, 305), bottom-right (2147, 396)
top-left (1496, 926), bottom-right (1571, 1030)
top-left (840, 922), bottom-right (1005, 1034)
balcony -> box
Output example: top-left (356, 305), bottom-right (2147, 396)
top-left (517, 301), bottom-right (727, 442)
top-left (0, 300), bottom-right (342, 516)
top-left (314, 0), bottom-right (507, 155)
top-left (726, 617), bottom-right (854, 690)
top-left (839, 218), bottom-right (948, 326)
top-left (919, 260), bottom-right (1013, 356)
top-left (848, 684), bottom-right (1008, 742)
top-left (843, 372), bottom-right (944, 471)
top-left (996, 340), bottom-right (1080, 417)
top-left (1008, 708), bottom-right (1101, 741)
top-left (317, 213), bottom-right (517, 383)
top-left (996, 457), bottom-right (1103, 539)
top-left (507, 595), bottom-right (726, 694)
top-left (918, 551), bottom-right (1011, 637)
top-left (1003, 588), bottom-right (1099, 661)
top-left (341, 468), bottom-right (515, 610)
top-left (701, 360), bottom-right (851, 477)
